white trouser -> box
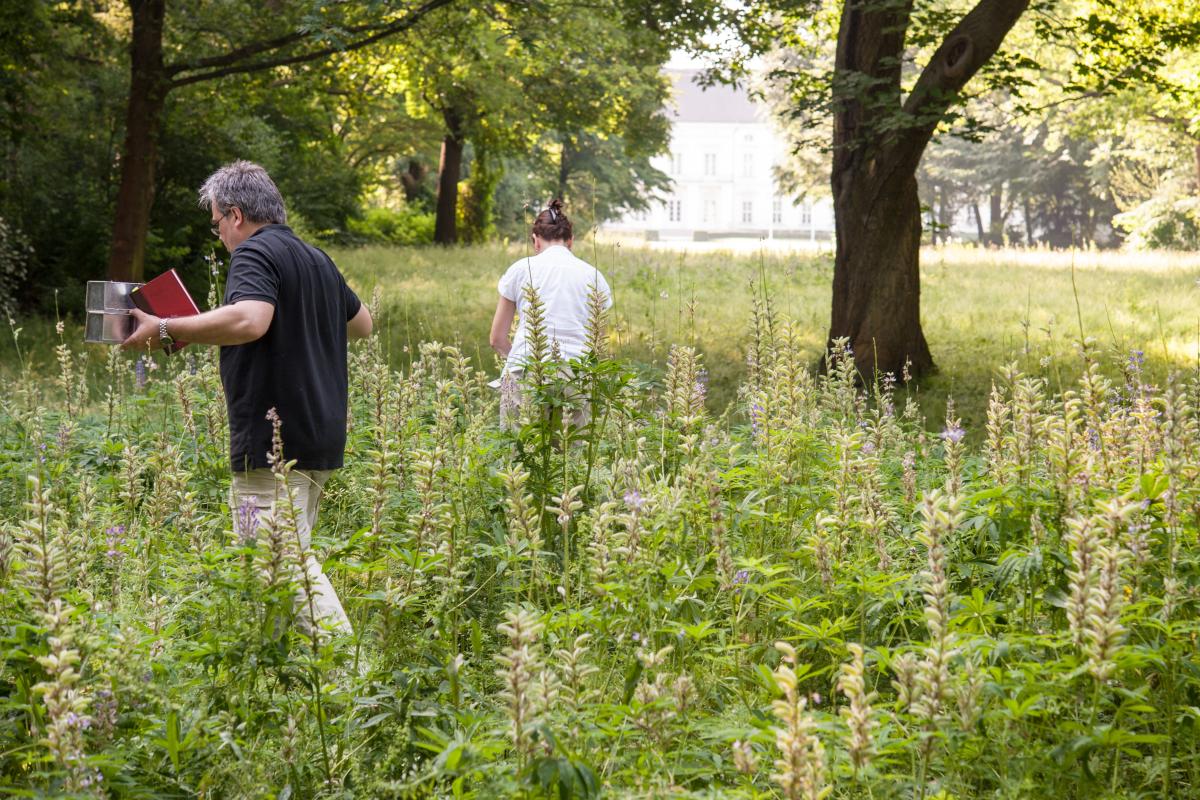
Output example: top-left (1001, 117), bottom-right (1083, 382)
top-left (231, 468), bottom-right (352, 636)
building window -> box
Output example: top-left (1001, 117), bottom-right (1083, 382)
top-left (704, 153), bottom-right (717, 176)
top-left (800, 202), bottom-right (812, 226)
top-left (741, 200), bottom-right (753, 224)
top-left (671, 153), bottom-right (683, 174)
top-left (772, 198), bottom-right (783, 224)
top-left (703, 198), bottom-right (716, 224)
top-left (668, 199), bottom-right (682, 222)
top-left (743, 154), bottom-right (754, 177)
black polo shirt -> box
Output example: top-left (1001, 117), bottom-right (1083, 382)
top-left (219, 224), bottom-right (361, 472)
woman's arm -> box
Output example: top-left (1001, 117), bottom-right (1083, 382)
top-left (489, 296), bottom-right (517, 357)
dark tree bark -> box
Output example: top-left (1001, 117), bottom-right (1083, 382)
top-left (557, 135), bottom-right (574, 199)
top-left (988, 188), bottom-right (1004, 245)
top-left (1023, 195), bottom-right (1034, 246)
top-left (399, 159), bottom-right (429, 203)
top-left (828, 0), bottom-right (1030, 379)
top-left (105, 0), bottom-right (454, 281)
top-left (972, 201), bottom-right (985, 243)
top-left (433, 107), bottom-right (465, 245)
top-left (106, 0), bottom-right (166, 283)
top-left (1193, 141), bottom-right (1200, 191)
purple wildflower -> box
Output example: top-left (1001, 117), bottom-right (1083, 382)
top-left (105, 525), bottom-right (126, 562)
top-left (861, 441), bottom-right (876, 455)
top-left (624, 489), bottom-right (646, 512)
top-left (749, 402), bottom-right (763, 440)
top-left (235, 496), bottom-right (260, 545)
top-left (134, 356), bottom-right (147, 390)
top-left (940, 426), bottom-right (965, 444)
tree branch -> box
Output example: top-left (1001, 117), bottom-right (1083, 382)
top-left (167, 0), bottom-right (455, 88)
top-left (895, 0), bottom-right (1030, 167)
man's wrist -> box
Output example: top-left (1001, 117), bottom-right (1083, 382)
top-left (158, 317), bottom-right (175, 349)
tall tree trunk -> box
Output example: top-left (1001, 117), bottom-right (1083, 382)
top-left (989, 187), bottom-right (1004, 245)
top-left (399, 159), bottom-right (428, 203)
top-left (831, 165), bottom-right (933, 379)
top-left (1023, 195), bottom-right (1034, 246)
top-left (827, 0), bottom-right (1029, 379)
top-left (972, 200), bottom-right (985, 243)
top-left (433, 107), bottom-right (465, 245)
top-left (106, 0), bottom-right (167, 282)
top-left (1193, 140), bottom-right (1200, 192)
top-left (938, 188), bottom-right (952, 244)
top-left (557, 135), bottom-right (574, 199)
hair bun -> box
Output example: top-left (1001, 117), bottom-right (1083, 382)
top-left (532, 197), bottom-right (572, 240)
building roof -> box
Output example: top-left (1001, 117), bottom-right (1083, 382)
top-left (668, 69), bottom-right (762, 124)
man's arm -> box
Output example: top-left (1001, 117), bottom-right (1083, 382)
top-left (347, 304), bottom-right (373, 340)
top-left (490, 296), bottom-right (516, 357)
top-left (121, 301), bottom-right (274, 350)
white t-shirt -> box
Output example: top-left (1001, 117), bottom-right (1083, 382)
top-left (497, 244), bottom-right (613, 374)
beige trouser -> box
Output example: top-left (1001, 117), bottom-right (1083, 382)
top-left (231, 468), bottom-right (352, 636)
top-left (498, 367), bottom-right (591, 432)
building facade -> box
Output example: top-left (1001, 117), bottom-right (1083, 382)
top-left (605, 70), bottom-right (834, 242)
top-left (604, 69), bottom-right (988, 243)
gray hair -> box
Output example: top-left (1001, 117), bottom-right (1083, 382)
top-left (198, 160), bottom-right (287, 225)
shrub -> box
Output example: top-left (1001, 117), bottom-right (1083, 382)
top-left (1113, 194), bottom-right (1200, 250)
top-left (345, 206), bottom-right (435, 246)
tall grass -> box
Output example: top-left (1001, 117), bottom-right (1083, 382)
top-left (1, 268), bottom-right (1198, 796)
top-left (331, 242), bottom-right (1200, 430)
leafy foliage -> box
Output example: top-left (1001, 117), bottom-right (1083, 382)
top-left (1, 302), bottom-right (1199, 796)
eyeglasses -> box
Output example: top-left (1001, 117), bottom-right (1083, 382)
top-left (210, 210), bottom-right (228, 237)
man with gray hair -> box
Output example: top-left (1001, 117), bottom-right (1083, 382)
top-left (124, 160), bottom-right (372, 636)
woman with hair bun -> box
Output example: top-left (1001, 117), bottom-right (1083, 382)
top-left (489, 198), bottom-right (613, 426)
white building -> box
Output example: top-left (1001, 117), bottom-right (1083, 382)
top-left (605, 70), bottom-right (834, 243)
top-left (605, 69), bottom-right (988, 244)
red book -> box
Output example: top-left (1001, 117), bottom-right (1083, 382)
top-left (130, 269), bottom-right (200, 352)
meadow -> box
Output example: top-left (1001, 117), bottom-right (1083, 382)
top-left (334, 241), bottom-right (1200, 430)
top-left (1, 244), bottom-right (1199, 797)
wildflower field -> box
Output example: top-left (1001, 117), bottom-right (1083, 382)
top-left (3, 247), bottom-right (1200, 798)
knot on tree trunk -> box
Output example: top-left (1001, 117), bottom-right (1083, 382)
top-left (942, 35), bottom-right (974, 79)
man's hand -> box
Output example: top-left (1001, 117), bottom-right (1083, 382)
top-left (121, 308), bottom-right (163, 350)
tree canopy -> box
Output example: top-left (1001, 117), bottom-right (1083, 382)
top-left (1, 0), bottom-right (1198, 321)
